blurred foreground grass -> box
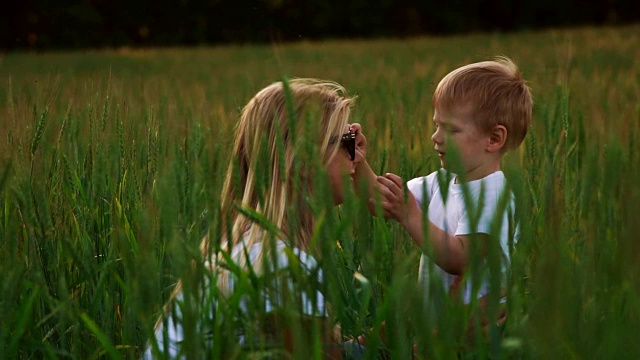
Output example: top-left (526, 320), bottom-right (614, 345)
top-left (1, 24), bottom-right (639, 358)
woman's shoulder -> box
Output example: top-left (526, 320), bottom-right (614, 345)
top-left (232, 235), bottom-right (320, 272)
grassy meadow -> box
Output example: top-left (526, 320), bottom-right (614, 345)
top-left (1, 24), bottom-right (640, 359)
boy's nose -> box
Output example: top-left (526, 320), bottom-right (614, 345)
top-left (431, 128), bottom-right (443, 145)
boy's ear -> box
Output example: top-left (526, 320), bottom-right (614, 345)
top-left (487, 125), bottom-right (507, 153)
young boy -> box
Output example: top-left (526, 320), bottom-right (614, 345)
top-left (354, 56), bottom-right (532, 334)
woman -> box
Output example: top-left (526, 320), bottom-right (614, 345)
top-left (144, 78), bottom-right (362, 359)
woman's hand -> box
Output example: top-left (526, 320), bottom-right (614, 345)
top-left (349, 122), bottom-right (380, 211)
top-left (349, 123), bottom-right (367, 163)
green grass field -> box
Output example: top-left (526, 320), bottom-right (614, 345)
top-left (1, 24), bottom-right (639, 359)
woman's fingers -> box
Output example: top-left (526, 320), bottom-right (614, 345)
top-left (350, 123), bottom-right (367, 148)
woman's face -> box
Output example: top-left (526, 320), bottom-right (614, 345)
top-left (327, 125), bottom-right (358, 205)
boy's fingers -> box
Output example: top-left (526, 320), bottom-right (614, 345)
top-left (368, 198), bottom-right (386, 216)
top-left (377, 176), bottom-right (403, 198)
top-left (375, 178), bottom-right (397, 198)
top-left (381, 201), bottom-right (395, 213)
top-left (377, 201), bottom-right (393, 218)
top-left (375, 182), bottom-right (391, 196)
top-left (369, 197), bottom-right (396, 217)
top-left (375, 183), bottom-right (397, 201)
top-left (384, 173), bottom-right (404, 188)
top-left (376, 176), bottom-right (397, 190)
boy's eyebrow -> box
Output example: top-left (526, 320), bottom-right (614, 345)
top-left (433, 111), bottom-right (455, 126)
top-left (433, 117), bottom-right (448, 125)
top-left (433, 118), bottom-right (461, 131)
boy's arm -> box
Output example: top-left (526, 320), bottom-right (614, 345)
top-left (376, 173), bottom-right (487, 275)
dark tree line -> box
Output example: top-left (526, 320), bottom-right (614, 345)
top-left (2, 0), bottom-right (639, 50)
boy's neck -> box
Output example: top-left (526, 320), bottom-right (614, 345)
top-left (454, 160), bottom-right (501, 184)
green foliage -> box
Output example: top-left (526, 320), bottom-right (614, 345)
top-left (1, 24), bottom-right (639, 359)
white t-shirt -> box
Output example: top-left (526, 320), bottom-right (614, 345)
top-left (407, 169), bottom-right (517, 306)
top-left (143, 234), bottom-right (326, 359)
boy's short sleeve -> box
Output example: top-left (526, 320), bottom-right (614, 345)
top-left (455, 206), bottom-right (496, 236)
top-left (407, 172), bottom-right (438, 207)
top-left (453, 179), bottom-right (511, 238)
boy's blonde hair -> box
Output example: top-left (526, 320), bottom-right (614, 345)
top-left (433, 56), bottom-right (532, 152)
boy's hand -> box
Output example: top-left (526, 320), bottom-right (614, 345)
top-left (349, 123), bottom-right (367, 162)
top-left (373, 173), bottom-right (418, 227)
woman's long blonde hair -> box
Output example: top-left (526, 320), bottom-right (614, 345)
top-left (205, 78), bottom-right (355, 286)
top-left (152, 79), bottom-right (354, 335)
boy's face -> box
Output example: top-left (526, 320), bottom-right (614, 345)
top-left (431, 107), bottom-right (495, 181)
